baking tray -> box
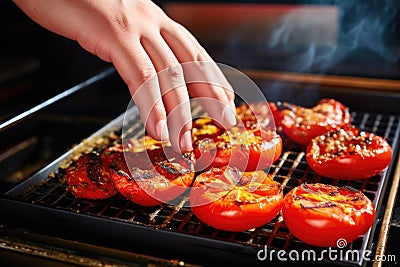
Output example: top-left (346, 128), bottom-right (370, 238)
top-left (1, 92), bottom-right (399, 267)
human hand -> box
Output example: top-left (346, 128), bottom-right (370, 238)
top-left (13, 0), bottom-right (236, 152)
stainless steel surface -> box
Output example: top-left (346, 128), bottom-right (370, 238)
top-left (0, 67), bottom-right (116, 132)
top-left (0, 226), bottom-right (195, 267)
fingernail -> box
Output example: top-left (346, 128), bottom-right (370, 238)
top-left (223, 104), bottom-right (237, 127)
top-left (156, 119), bottom-right (169, 141)
top-left (180, 130), bottom-right (192, 152)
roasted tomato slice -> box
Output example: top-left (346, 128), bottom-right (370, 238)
top-left (193, 117), bottom-right (282, 172)
top-left (235, 102), bottom-right (277, 130)
top-left (102, 143), bottom-right (195, 206)
top-left (270, 98), bottom-right (351, 145)
top-left (65, 152), bottom-right (117, 199)
top-left (306, 126), bottom-right (392, 180)
top-left (190, 166), bottom-right (283, 232)
top-left (282, 183), bottom-right (376, 247)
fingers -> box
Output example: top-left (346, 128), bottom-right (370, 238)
top-left (182, 61), bottom-right (236, 128)
top-left (161, 21), bottom-right (236, 128)
top-left (111, 30), bottom-right (194, 153)
top-left (161, 21), bottom-right (235, 97)
top-left (140, 34), bottom-right (193, 152)
top-left (110, 14), bottom-right (236, 153)
top-left (15, 0), bottom-right (236, 155)
top-left (111, 41), bottom-right (170, 144)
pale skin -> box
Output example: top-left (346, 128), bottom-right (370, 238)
top-left (13, 0), bottom-right (236, 152)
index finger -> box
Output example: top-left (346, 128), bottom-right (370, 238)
top-left (110, 40), bottom-right (168, 142)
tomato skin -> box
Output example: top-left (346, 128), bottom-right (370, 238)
top-left (271, 99), bottom-right (351, 145)
top-left (235, 102), bottom-right (277, 130)
top-left (109, 168), bottom-right (161, 206)
top-left (193, 117), bottom-right (282, 172)
top-left (110, 164), bottom-right (193, 207)
top-left (103, 144), bottom-right (195, 206)
top-left (66, 152), bottom-right (117, 199)
top-left (229, 129), bottom-right (283, 171)
top-left (306, 127), bottom-right (393, 179)
top-left (282, 183), bottom-right (376, 247)
top-left (190, 167), bottom-right (283, 232)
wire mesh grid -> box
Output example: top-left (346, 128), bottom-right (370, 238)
top-left (6, 106), bottom-right (400, 266)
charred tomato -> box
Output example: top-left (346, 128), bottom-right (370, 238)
top-left (306, 126), bottom-right (392, 179)
top-left (235, 102), bottom-right (277, 130)
top-left (192, 117), bottom-right (282, 172)
top-left (102, 143), bottom-right (195, 206)
top-left (270, 98), bottom-right (351, 145)
top-left (282, 183), bottom-right (376, 247)
top-left (65, 152), bottom-right (117, 199)
top-left (190, 166), bottom-right (283, 232)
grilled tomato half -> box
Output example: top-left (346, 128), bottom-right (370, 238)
top-left (235, 102), bottom-right (276, 130)
top-left (102, 142), bottom-right (195, 206)
top-left (66, 152), bottom-right (117, 199)
top-left (192, 117), bottom-right (282, 172)
top-left (306, 126), bottom-right (392, 179)
top-left (282, 183), bottom-right (376, 247)
top-left (270, 98), bottom-right (351, 145)
top-left (190, 166), bottom-right (283, 232)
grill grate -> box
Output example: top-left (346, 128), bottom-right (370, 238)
top-left (4, 107), bottom-right (400, 266)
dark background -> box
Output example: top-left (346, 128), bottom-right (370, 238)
top-left (1, 0), bottom-right (399, 122)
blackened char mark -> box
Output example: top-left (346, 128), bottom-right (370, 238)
top-left (86, 153), bottom-right (103, 183)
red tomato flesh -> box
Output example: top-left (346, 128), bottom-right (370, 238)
top-left (190, 166), bottom-right (283, 232)
top-left (270, 98), bottom-right (351, 145)
top-left (193, 117), bottom-right (282, 172)
top-left (102, 144), bottom-right (195, 206)
top-left (282, 183), bottom-right (376, 247)
top-left (65, 152), bottom-right (117, 199)
top-left (306, 126), bottom-right (392, 179)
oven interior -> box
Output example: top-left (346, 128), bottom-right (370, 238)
top-left (1, 68), bottom-right (399, 267)
top-left (1, 1), bottom-right (400, 266)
